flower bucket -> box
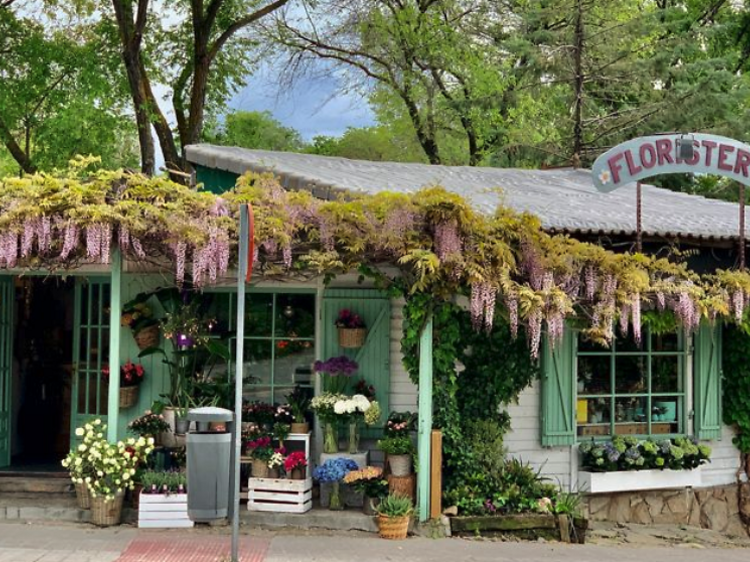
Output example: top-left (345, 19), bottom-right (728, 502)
top-left (323, 423), bottom-right (339, 454)
top-left (119, 386), bottom-right (139, 409)
top-left (91, 492), bottom-right (124, 527)
top-left (252, 459), bottom-right (269, 479)
top-left (377, 514), bottom-right (410, 539)
top-left (329, 481), bottom-right (344, 511)
top-left (134, 325), bottom-right (160, 350)
top-left (388, 454), bottom-right (412, 477)
top-left (75, 481), bottom-right (91, 510)
top-left (291, 422), bottom-right (309, 434)
top-left (338, 327), bottom-right (366, 348)
top-left (363, 497), bottom-right (380, 516)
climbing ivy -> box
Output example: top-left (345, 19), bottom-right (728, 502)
top-left (401, 292), bottom-right (538, 504)
top-left (723, 323), bottom-right (750, 460)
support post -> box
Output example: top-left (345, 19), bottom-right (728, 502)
top-left (417, 315), bottom-right (433, 523)
top-left (231, 205), bottom-right (249, 562)
top-left (107, 248), bottom-right (122, 443)
top-left (740, 182), bottom-right (746, 270)
top-left (636, 181), bottom-right (642, 253)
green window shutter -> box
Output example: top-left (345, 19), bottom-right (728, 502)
top-left (694, 322), bottom-right (722, 440)
top-left (321, 289), bottom-right (391, 436)
top-left (540, 327), bottom-right (575, 447)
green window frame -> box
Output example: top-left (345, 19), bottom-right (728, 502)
top-left (575, 328), bottom-right (688, 439)
top-left (208, 289), bottom-right (317, 404)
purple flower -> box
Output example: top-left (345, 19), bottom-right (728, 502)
top-left (314, 356), bottom-right (358, 377)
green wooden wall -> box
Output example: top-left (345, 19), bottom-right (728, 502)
top-left (195, 164), bottom-right (240, 194)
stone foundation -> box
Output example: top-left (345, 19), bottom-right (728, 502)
top-left (584, 484), bottom-right (749, 537)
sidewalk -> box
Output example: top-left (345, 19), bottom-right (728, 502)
top-left (0, 521), bottom-right (749, 562)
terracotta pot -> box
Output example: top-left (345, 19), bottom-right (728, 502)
top-left (290, 422), bottom-right (309, 434)
top-left (291, 468), bottom-right (305, 480)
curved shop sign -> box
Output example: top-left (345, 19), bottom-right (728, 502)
top-left (592, 133), bottom-right (750, 192)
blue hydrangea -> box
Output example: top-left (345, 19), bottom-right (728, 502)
top-left (312, 458), bottom-right (359, 483)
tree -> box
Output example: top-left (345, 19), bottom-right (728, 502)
top-left (207, 111), bottom-right (304, 151)
top-left (106, 0), bottom-right (292, 176)
top-left (0, 4), bottom-right (138, 175)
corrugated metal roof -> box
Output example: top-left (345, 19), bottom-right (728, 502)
top-left (185, 144), bottom-right (747, 241)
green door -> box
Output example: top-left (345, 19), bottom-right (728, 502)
top-left (70, 278), bottom-right (110, 443)
top-left (321, 289), bottom-right (391, 436)
top-left (0, 277), bottom-right (14, 468)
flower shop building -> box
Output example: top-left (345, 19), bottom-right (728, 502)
top-left (184, 145), bottom-right (748, 529)
top-left (0, 145), bottom-right (747, 532)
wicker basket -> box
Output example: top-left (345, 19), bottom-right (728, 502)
top-left (252, 459), bottom-right (269, 478)
top-left (338, 327), bottom-right (367, 348)
top-left (377, 514), bottom-right (410, 540)
top-left (74, 481), bottom-right (91, 510)
top-left (134, 324), bottom-right (160, 350)
top-left (119, 386), bottom-right (139, 409)
top-left (90, 492), bottom-right (124, 527)
top-left (290, 422), bottom-right (309, 434)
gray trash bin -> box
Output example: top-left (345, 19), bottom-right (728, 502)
top-left (186, 407), bottom-right (233, 522)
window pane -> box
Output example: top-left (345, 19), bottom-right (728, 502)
top-left (243, 340), bottom-right (273, 386)
top-left (652, 396), bottom-right (682, 434)
top-left (652, 356), bottom-right (680, 393)
top-left (615, 355), bottom-right (647, 393)
top-left (578, 356), bottom-right (611, 395)
top-left (615, 332), bottom-right (643, 352)
top-left (653, 331), bottom-right (681, 352)
top-left (576, 397), bottom-right (611, 437)
top-left (578, 336), bottom-right (609, 353)
top-left (244, 386), bottom-right (273, 404)
top-left (614, 396), bottom-right (648, 435)
top-left (273, 339), bottom-right (315, 392)
top-left (204, 292), bottom-right (233, 335)
top-left (275, 294), bottom-right (315, 338)
top-left (245, 293), bottom-right (273, 337)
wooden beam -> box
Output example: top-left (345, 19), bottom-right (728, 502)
top-left (107, 249), bottom-right (122, 442)
top-left (417, 315), bottom-right (433, 522)
top-left (429, 429), bottom-right (442, 520)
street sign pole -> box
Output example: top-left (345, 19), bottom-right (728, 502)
top-left (231, 204), bottom-right (251, 561)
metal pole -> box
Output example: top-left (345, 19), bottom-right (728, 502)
top-left (740, 183), bottom-right (746, 270)
top-left (636, 181), bottom-right (642, 254)
top-left (231, 205), bottom-right (249, 562)
top-left (107, 248), bottom-right (122, 442)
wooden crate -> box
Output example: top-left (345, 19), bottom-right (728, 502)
top-left (247, 477), bottom-right (312, 514)
top-left (138, 493), bottom-right (194, 529)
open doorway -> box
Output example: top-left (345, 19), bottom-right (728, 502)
top-left (10, 277), bottom-right (75, 471)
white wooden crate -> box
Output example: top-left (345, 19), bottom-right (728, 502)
top-left (138, 493), bottom-right (194, 528)
top-left (247, 477), bottom-right (312, 514)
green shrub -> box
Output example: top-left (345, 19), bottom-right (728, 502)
top-left (378, 435), bottom-right (414, 456)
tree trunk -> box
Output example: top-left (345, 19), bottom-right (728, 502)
top-left (121, 51), bottom-right (156, 175)
top-left (0, 116), bottom-right (36, 174)
top-left (571, 0), bottom-right (585, 166)
top-left (401, 92), bottom-right (441, 165)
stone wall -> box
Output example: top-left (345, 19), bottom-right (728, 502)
top-left (584, 484), bottom-right (749, 537)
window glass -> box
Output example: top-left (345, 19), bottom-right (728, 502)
top-left (274, 294), bottom-right (315, 338)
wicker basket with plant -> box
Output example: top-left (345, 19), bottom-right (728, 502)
top-left (375, 493), bottom-right (413, 539)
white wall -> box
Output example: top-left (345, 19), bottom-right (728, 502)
top-left (389, 297), bottom-right (418, 413)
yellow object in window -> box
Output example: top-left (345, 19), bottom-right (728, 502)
top-left (577, 399), bottom-right (588, 424)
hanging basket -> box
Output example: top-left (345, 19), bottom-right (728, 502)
top-left (377, 514), bottom-right (410, 540)
top-left (90, 492), bottom-right (124, 527)
top-left (338, 327), bottom-right (367, 348)
top-left (119, 386), bottom-right (139, 409)
top-left (74, 481), bottom-right (91, 510)
top-left (134, 324), bottom-right (160, 350)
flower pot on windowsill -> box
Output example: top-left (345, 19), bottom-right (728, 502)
top-left (338, 327), bottom-right (366, 348)
top-left (577, 467), bottom-right (702, 493)
top-left (119, 385), bottom-right (139, 409)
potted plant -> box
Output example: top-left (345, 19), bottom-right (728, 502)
top-left (247, 435), bottom-right (274, 478)
top-left (242, 401), bottom-right (276, 432)
top-left (335, 309), bottom-right (367, 348)
top-left (311, 392), bottom-right (346, 453)
top-left (314, 356), bottom-right (358, 394)
top-left (273, 404), bottom-right (293, 445)
top-left (332, 394), bottom-right (377, 454)
top-left (128, 411), bottom-right (171, 446)
top-left (286, 386), bottom-right (311, 434)
top-left (103, 360), bottom-right (145, 409)
top-left (62, 420), bottom-right (104, 509)
top-left (375, 493), bottom-right (413, 539)
top-left (344, 466), bottom-right (389, 515)
top-left (313, 457), bottom-right (359, 510)
top-left (267, 447), bottom-right (286, 479)
top-left (138, 470), bottom-right (193, 528)
top-left (378, 435), bottom-right (415, 477)
top-left (122, 294), bottom-right (160, 351)
top-left (284, 451), bottom-right (308, 480)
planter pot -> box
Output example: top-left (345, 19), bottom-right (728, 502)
top-left (577, 467), bottom-right (702, 494)
top-left (134, 324), bottom-right (160, 350)
top-left (388, 454), bottom-right (412, 477)
top-left (377, 514), bottom-right (410, 539)
top-left (91, 492), bottom-right (124, 527)
top-left (338, 327), bottom-right (366, 348)
top-left (138, 492), bottom-right (193, 528)
top-left (291, 468), bottom-right (305, 480)
top-left (290, 422), bottom-right (309, 434)
top-left (74, 481), bottom-right (91, 510)
top-left (252, 459), bottom-right (269, 479)
top-left (268, 467), bottom-right (280, 479)
top-left (119, 386), bottom-right (139, 409)
top-left (174, 417), bottom-right (190, 436)
top-left (363, 496), bottom-right (380, 516)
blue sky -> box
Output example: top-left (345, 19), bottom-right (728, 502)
top-left (228, 63), bottom-right (375, 140)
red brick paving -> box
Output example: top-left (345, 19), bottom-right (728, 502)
top-left (116, 536), bottom-right (269, 562)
